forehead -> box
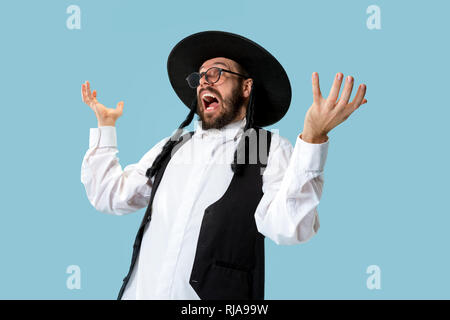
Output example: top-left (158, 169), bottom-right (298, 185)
top-left (198, 57), bottom-right (237, 71)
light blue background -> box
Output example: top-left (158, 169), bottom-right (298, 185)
top-left (0, 0), bottom-right (448, 299)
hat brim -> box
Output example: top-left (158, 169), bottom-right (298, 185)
top-left (167, 31), bottom-right (291, 127)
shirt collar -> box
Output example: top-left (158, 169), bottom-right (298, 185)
top-left (193, 117), bottom-right (247, 141)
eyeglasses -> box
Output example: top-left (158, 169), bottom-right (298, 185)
top-left (186, 67), bottom-right (249, 89)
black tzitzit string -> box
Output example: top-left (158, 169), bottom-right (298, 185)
top-left (231, 83), bottom-right (255, 175)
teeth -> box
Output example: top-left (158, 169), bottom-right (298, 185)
top-left (202, 93), bottom-right (216, 100)
top-left (202, 92), bottom-right (218, 111)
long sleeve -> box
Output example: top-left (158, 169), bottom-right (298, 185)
top-left (80, 126), bottom-right (169, 215)
top-left (254, 132), bottom-right (329, 245)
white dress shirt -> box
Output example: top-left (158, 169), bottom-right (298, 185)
top-left (80, 117), bottom-right (329, 299)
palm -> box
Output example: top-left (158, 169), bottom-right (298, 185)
top-left (305, 72), bottom-right (367, 136)
top-left (81, 81), bottom-right (124, 125)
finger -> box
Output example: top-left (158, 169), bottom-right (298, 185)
top-left (337, 75), bottom-right (354, 107)
top-left (327, 72), bottom-right (344, 105)
top-left (116, 101), bottom-right (124, 115)
top-left (81, 83), bottom-right (88, 103)
top-left (312, 72), bottom-right (322, 103)
top-left (86, 81), bottom-right (93, 100)
top-left (93, 90), bottom-right (97, 100)
top-left (345, 99), bottom-right (368, 121)
top-left (350, 84), bottom-right (367, 109)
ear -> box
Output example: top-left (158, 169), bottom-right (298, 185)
top-left (242, 78), bottom-right (253, 98)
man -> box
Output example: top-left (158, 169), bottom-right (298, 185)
top-left (80, 31), bottom-right (367, 300)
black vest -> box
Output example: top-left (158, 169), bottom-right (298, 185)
top-left (117, 127), bottom-right (272, 300)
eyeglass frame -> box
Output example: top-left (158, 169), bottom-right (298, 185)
top-left (186, 66), bottom-right (250, 88)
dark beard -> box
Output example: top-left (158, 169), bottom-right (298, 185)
top-left (197, 83), bottom-right (246, 130)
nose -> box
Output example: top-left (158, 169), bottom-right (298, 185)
top-left (199, 73), bottom-right (209, 87)
top-left (198, 76), bottom-right (215, 94)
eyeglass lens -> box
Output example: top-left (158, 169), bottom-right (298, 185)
top-left (186, 67), bottom-right (221, 88)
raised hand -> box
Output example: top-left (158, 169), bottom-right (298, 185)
top-left (81, 80), bottom-right (124, 127)
top-left (301, 72), bottom-right (368, 143)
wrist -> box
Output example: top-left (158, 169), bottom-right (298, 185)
top-left (300, 132), bottom-right (328, 144)
top-left (98, 120), bottom-right (116, 127)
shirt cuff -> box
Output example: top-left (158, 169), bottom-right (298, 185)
top-left (89, 126), bottom-right (117, 148)
top-left (293, 134), bottom-right (329, 171)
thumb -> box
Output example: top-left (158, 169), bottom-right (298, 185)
top-left (92, 90), bottom-right (99, 105)
top-left (116, 101), bottom-right (124, 115)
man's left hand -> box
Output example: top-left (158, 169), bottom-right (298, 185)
top-left (300, 72), bottom-right (368, 144)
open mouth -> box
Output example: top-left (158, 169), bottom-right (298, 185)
top-left (201, 93), bottom-right (220, 113)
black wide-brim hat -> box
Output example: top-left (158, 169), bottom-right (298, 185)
top-left (167, 31), bottom-right (292, 127)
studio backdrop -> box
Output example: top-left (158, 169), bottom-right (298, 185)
top-left (0, 0), bottom-right (448, 299)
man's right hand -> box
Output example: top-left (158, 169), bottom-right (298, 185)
top-left (81, 80), bottom-right (124, 127)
